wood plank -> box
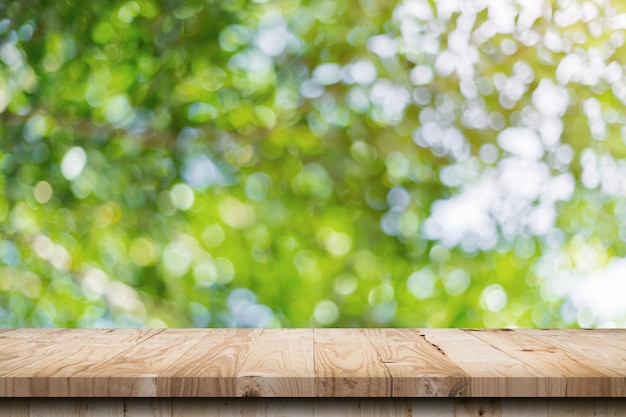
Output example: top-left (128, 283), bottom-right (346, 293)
top-left (236, 329), bottom-right (315, 397)
top-left (520, 329), bottom-right (626, 397)
top-left (0, 329), bottom-right (159, 396)
top-left (419, 329), bottom-right (540, 397)
top-left (0, 329), bottom-right (125, 376)
top-left (365, 328), bottom-right (468, 397)
top-left (4, 329), bottom-right (155, 366)
top-left (159, 329), bottom-right (261, 397)
top-left (76, 329), bottom-right (211, 397)
top-left (314, 329), bottom-right (391, 397)
top-left (517, 330), bottom-right (626, 376)
top-left (0, 330), bottom-right (118, 388)
top-left (469, 329), bottom-right (624, 397)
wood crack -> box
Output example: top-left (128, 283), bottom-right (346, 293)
top-left (419, 333), bottom-right (448, 357)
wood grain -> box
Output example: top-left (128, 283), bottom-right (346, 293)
top-left (314, 329), bottom-right (391, 397)
top-left (365, 328), bottom-right (468, 397)
top-left (0, 328), bottom-right (67, 340)
top-left (0, 329), bottom-right (625, 399)
top-left (0, 330), bottom-right (115, 378)
top-left (80, 329), bottom-right (209, 397)
top-left (236, 329), bottom-right (315, 397)
top-left (159, 329), bottom-right (261, 396)
top-left (517, 329), bottom-right (626, 376)
top-left (0, 329), bottom-right (158, 396)
top-left (419, 329), bottom-right (540, 396)
top-left (522, 329), bottom-right (626, 398)
top-left (469, 329), bottom-right (625, 397)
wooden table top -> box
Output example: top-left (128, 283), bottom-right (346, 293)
top-left (0, 328), bottom-right (624, 398)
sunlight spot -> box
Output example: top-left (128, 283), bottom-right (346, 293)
top-left (497, 128), bottom-right (544, 160)
top-left (313, 300), bottom-right (339, 325)
top-left (129, 238), bottom-right (157, 267)
top-left (481, 284), bottom-right (508, 312)
top-left (34, 181), bottom-right (53, 204)
top-left (444, 269), bottom-right (470, 296)
top-left (410, 64), bottom-right (434, 85)
top-left (312, 62), bottom-right (341, 85)
top-left (61, 147), bottom-right (87, 180)
top-left (218, 196), bottom-right (256, 229)
top-left (170, 183), bottom-right (195, 211)
top-left (334, 273), bottom-right (358, 295)
top-left (369, 284), bottom-right (394, 306)
top-left (407, 268), bottom-right (435, 299)
top-left (163, 241), bottom-right (192, 277)
top-left (367, 35), bottom-right (397, 59)
top-left (346, 59), bottom-right (377, 85)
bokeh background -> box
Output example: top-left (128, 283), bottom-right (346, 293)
top-left (1, 0), bottom-right (625, 328)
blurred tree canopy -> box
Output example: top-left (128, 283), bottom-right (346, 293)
top-left (1, 0), bottom-right (626, 328)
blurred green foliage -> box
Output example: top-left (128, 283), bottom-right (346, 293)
top-left (1, 0), bottom-right (626, 328)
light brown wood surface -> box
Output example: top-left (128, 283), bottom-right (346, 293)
top-left (468, 329), bottom-right (625, 397)
top-left (0, 329), bottom-right (624, 398)
top-left (158, 329), bottom-right (262, 397)
top-left (314, 328), bottom-right (391, 397)
top-left (236, 329), bottom-right (315, 397)
top-left (366, 328), bottom-right (467, 397)
top-left (419, 329), bottom-right (541, 397)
